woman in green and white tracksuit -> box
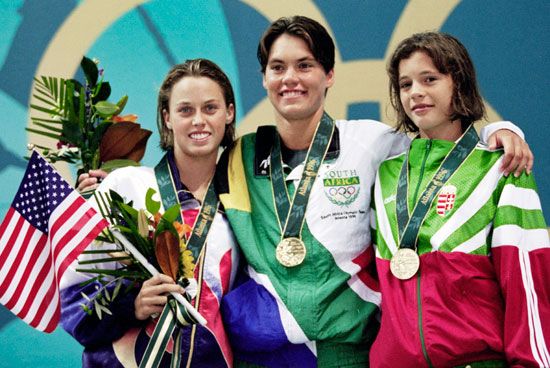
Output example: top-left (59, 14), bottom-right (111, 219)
top-left (371, 32), bottom-right (549, 367)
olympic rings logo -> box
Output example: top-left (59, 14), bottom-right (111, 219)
top-left (328, 186), bottom-right (356, 198)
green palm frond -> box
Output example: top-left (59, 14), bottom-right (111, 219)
top-left (29, 76), bottom-right (70, 141)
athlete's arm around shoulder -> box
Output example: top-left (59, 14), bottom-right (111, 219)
top-left (335, 119), bottom-right (410, 163)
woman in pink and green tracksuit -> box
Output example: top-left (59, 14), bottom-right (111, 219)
top-left (370, 32), bottom-right (549, 367)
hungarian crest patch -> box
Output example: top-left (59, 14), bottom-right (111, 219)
top-left (436, 185), bottom-right (457, 216)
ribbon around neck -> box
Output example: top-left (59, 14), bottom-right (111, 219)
top-left (138, 153), bottom-right (218, 368)
top-left (269, 112), bottom-right (335, 239)
top-left (396, 125), bottom-right (479, 251)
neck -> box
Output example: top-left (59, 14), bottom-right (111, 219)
top-left (276, 109), bottom-right (325, 150)
top-left (419, 120), bottom-right (463, 141)
top-left (173, 150), bottom-right (216, 201)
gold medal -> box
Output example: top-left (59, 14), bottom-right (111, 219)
top-left (276, 237), bottom-right (306, 267)
top-left (390, 248), bottom-right (420, 280)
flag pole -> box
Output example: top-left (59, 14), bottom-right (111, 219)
top-left (111, 229), bottom-right (207, 326)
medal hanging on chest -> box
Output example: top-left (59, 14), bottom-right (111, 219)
top-left (269, 113), bottom-right (335, 267)
top-left (390, 248), bottom-right (420, 280)
top-left (276, 237), bottom-right (307, 267)
top-left (392, 125), bottom-right (479, 279)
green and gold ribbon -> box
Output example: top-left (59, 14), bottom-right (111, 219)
top-left (138, 153), bottom-right (218, 368)
top-left (269, 112), bottom-right (335, 247)
top-left (396, 125), bottom-right (479, 250)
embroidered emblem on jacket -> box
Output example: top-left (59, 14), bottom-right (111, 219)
top-left (436, 185), bottom-right (457, 216)
top-left (322, 169), bottom-right (360, 206)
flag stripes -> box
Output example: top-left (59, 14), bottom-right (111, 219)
top-left (0, 151), bottom-right (108, 332)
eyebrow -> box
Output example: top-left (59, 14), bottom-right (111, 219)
top-left (175, 98), bottom-right (221, 105)
top-left (268, 56), bottom-right (316, 64)
top-left (398, 70), bottom-right (438, 81)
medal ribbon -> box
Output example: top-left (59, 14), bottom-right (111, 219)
top-left (154, 153), bottom-right (219, 262)
top-left (269, 112), bottom-right (335, 238)
top-left (396, 125), bottom-right (479, 250)
top-left (139, 291), bottom-right (198, 368)
top-left (138, 153), bottom-right (218, 367)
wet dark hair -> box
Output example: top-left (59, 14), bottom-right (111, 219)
top-left (388, 31), bottom-right (485, 133)
top-left (257, 15), bottom-right (335, 74)
top-left (157, 58), bottom-right (236, 150)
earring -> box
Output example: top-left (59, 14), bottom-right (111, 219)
top-left (166, 122), bottom-right (172, 129)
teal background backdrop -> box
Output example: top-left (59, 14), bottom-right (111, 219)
top-left (0, 1), bottom-right (548, 366)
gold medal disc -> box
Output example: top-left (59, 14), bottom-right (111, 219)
top-left (390, 248), bottom-right (420, 280)
top-left (276, 237), bottom-right (306, 267)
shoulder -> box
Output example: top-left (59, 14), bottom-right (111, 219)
top-left (335, 119), bottom-right (401, 145)
top-left (335, 119), bottom-right (392, 134)
top-left (379, 151), bottom-right (406, 174)
top-left (471, 144), bottom-right (504, 164)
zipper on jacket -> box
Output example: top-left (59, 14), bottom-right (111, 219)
top-left (413, 139), bottom-right (433, 367)
top-left (417, 273), bottom-right (433, 367)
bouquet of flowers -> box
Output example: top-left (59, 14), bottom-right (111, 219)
top-left (28, 56), bottom-right (152, 176)
top-left (77, 188), bottom-right (196, 319)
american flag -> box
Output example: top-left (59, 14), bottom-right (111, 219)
top-left (0, 151), bottom-right (108, 332)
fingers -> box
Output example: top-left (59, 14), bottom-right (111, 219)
top-left (499, 134), bottom-right (533, 177)
top-left (501, 142), bottom-right (522, 177)
top-left (134, 274), bottom-right (185, 320)
top-left (524, 145), bottom-right (534, 174)
top-left (513, 142), bottom-right (533, 177)
top-left (77, 173), bottom-right (99, 193)
top-left (89, 169), bottom-right (109, 180)
top-left (77, 170), bottom-right (109, 193)
top-left (487, 134), bottom-right (498, 151)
